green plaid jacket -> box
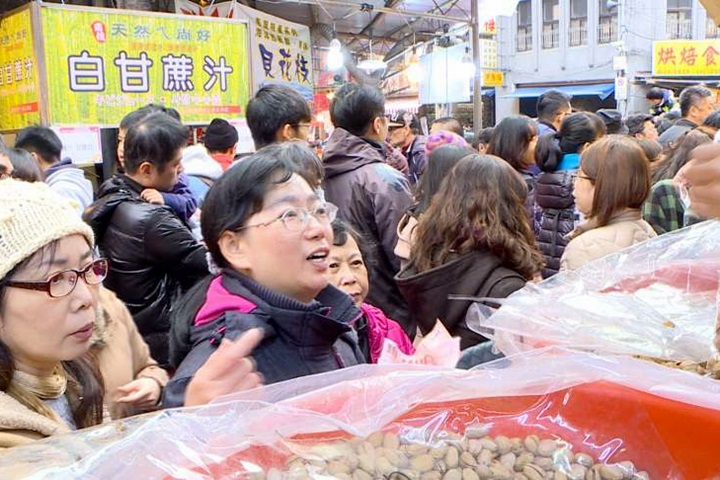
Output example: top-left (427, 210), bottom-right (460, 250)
top-left (642, 179), bottom-right (684, 235)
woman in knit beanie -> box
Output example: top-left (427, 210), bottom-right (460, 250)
top-left (0, 180), bottom-right (106, 446)
top-left (424, 130), bottom-right (468, 155)
top-left (0, 180), bottom-right (261, 446)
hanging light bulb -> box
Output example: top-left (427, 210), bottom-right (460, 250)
top-left (406, 49), bottom-right (422, 84)
top-left (357, 37), bottom-right (387, 74)
top-left (459, 46), bottom-right (476, 78)
top-left (327, 38), bottom-right (344, 71)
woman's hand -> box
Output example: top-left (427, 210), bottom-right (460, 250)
top-left (114, 377), bottom-right (162, 410)
top-left (185, 329), bottom-right (264, 407)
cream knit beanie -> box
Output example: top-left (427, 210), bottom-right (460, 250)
top-left (0, 179), bottom-right (94, 280)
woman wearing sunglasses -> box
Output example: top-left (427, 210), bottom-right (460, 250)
top-left (164, 150), bottom-right (367, 408)
top-left (0, 180), bottom-right (261, 447)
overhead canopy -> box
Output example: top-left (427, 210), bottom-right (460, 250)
top-left (504, 83), bottom-right (615, 100)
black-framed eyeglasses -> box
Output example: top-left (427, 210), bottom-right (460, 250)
top-left (291, 122), bottom-right (312, 129)
top-left (235, 203), bottom-right (338, 233)
top-left (5, 258), bottom-right (109, 298)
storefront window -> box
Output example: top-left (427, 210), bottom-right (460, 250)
top-left (598, 0), bottom-right (618, 44)
top-left (707, 16), bottom-right (720, 38)
top-left (570, 0), bottom-right (588, 46)
top-left (542, 0), bottom-right (560, 49)
top-left (667, 0), bottom-right (693, 39)
top-left (517, 0), bottom-right (533, 52)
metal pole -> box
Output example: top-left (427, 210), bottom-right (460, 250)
top-left (616, 0), bottom-right (627, 115)
top-left (471, 0), bottom-right (483, 134)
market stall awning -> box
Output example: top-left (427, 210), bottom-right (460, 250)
top-left (503, 83), bottom-right (615, 100)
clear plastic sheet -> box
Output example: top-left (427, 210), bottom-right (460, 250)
top-left (469, 221), bottom-right (720, 362)
top-left (3, 351), bottom-right (720, 478)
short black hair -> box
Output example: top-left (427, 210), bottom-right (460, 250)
top-left (255, 141), bottom-right (323, 188)
top-left (201, 151), bottom-right (301, 269)
top-left (164, 107), bottom-right (182, 123)
top-left (8, 147), bottom-right (42, 182)
top-left (331, 217), bottom-right (374, 266)
top-left (432, 117), bottom-right (464, 137)
top-left (119, 109), bottom-right (150, 132)
top-left (703, 110), bottom-right (720, 129)
top-left (119, 103), bottom-right (180, 132)
top-left (14, 126), bottom-right (63, 164)
top-left (646, 87), bottom-right (666, 101)
top-left (472, 127), bottom-right (495, 150)
top-left (246, 85), bottom-right (311, 150)
top-left (626, 113), bottom-right (654, 136)
top-left (679, 86), bottom-right (712, 118)
top-left (330, 83), bottom-right (385, 137)
top-left (536, 90), bottom-right (571, 122)
top-left (536, 112), bottom-right (599, 172)
top-left (123, 112), bottom-right (189, 174)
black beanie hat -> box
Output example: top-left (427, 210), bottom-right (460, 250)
top-left (204, 118), bottom-right (239, 151)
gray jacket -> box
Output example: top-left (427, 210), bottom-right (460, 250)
top-left (322, 128), bottom-right (414, 334)
top-left (45, 160), bottom-right (94, 215)
top-left (658, 118), bottom-right (697, 147)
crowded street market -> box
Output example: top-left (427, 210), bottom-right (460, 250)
top-left (1, 0), bottom-right (720, 478)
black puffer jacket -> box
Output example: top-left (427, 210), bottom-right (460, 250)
top-left (535, 170), bottom-right (577, 278)
top-left (83, 175), bottom-right (208, 366)
top-left (323, 128), bottom-right (414, 335)
top-left (163, 270), bottom-right (366, 408)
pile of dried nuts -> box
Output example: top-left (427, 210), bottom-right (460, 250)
top-left (635, 355), bottom-right (720, 378)
top-left (256, 426), bottom-right (649, 480)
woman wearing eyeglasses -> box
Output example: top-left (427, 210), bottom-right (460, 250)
top-left (0, 180), bottom-right (261, 447)
top-left (163, 150), bottom-right (367, 408)
top-left (561, 136), bottom-right (656, 272)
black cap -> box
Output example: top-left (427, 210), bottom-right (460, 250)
top-left (596, 109), bottom-right (629, 135)
top-left (204, 118), bottom-right (239, 151)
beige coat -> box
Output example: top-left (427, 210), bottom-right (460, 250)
top-left (93, 288), bottom-right (169, 420)
top-left (0, 289), bottom-right (167, 448)
top-left (0, 392), bottom-right (69, 448)
top-left (560, 209), bottom-right (657, 271)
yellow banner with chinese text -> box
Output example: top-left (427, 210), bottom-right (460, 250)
top-left (652, 40), bottom-right (720, 76)
top-left (0, 8), bottom-right (41, 131)
top-left (482, 71), bottom-right (504, 87)
top-left (41, 6), bottom-right (250, 126)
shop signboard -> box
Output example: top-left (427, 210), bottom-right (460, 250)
top-left (0, 7), bottom-right (40, 130)
top-left (51, 126), bottom-right (103, 165)
top-left (482, 71), bottom-right (504, 87)
top-left (419, 44), bottom-right (471, 105)
top-left (652, 39), bottom-right (720, 77)
top-left (176, 0), bottom-right (313, 100)
top-left (41, 5), bottom-right (250, 126)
